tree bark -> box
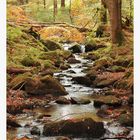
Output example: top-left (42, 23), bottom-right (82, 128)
top-left (101, 0), bottom-right (107, 24)
top-left (54, 0), bottom-right (58, 22)
top-left (61, 0), bottom-right (65, 8)
top-left (101, 0), bottom-right (122, 44)
top-left (43, 0), bottom-right (46, 8)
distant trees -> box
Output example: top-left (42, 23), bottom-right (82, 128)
top-left (100, 0), bottom-right (107, 24)
top-left (54, 0), bottom-right (58, 21)
top-left (102, 0), bottom-right (122, 44)
top-left (43, 0), bottom-right (46, 8)
top-left (61, 0), bottom-right (65, 8)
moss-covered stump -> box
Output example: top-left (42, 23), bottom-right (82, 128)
top-left (43, 118), bottom-right (105, 138)
top-left (25, 75), bottom-right (68, 96)
top-left (93, 95), bottom-right (121, 107)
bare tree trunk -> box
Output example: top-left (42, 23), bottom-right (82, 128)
top-left (54, 0), bottom-right (57, 22)
top-left (101, 0), bottom-right (107, 24)
top-left (102, 0), bottom-right (122, 44)
top-left (61, 0), bottom-right (65, 8)
top-left (69, 0), bottom-right (73, 24)
top-left (129, 0), bottom-right (133, 20)
top-left (43, 0), bottom-right (46, 8)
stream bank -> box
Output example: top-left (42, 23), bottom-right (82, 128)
top-left (7, 43), bottom-right (133, 140)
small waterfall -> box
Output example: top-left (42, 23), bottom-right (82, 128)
top-left (80, 45), bottom-right (85, 53)
top-left (63, 43), bottom-right (85, 53)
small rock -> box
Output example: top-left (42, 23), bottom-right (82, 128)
top-left (70, 97), bottom-right (91, 104)
top-left (72, 76), bottom-right (92, 86)
top-left (30, 126), bottom-right (41, 136)
top-left (118, 114), bottom-right (133, 127)
top-left (67, 70), bottom-right (76, 74)
top-left (94, 95), bottom-right (121, 107)
top-left (39, 69), bottom-right (54, 76)
top-left (69, 43), bottom-right (81, 53)
top-left (56, 97), bottom-right (71, 104)
top-left (41, 39), bottom-right (62, 51)
top-left (56, 136), bottom-right (71, 140)
top-left (7, 118), bottom-right (21, 128)
top-left (67, 57), bottom-right (81, 64)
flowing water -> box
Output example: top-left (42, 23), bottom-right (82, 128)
top-left (7, 44), bottom-right (132, 140)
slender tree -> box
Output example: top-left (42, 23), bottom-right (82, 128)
top-left (54, 0), bottom-right (58, 22)
top-left (101, 0), bottom-right (107, 24)
top-left (61, 0), bottom-right (65, 8)
top-left (43, 0), bottom-right (46, 8)
top-left (102, 0), bottom-right (122, 44)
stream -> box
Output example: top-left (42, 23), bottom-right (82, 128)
top-left (7, 44), bottom-right (133, 140)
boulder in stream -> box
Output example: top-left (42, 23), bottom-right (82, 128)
top-left (94, 95), bottom-right (121, 107)
top-left (68, 43), bottom-right (81, 53)
top-left (41, 39), bottom-right (62, 51)
top-left (56, 97), bottom-right (71, 104)
top-left (72, 76), bottom-right (92, 86)
top-left (25, 75), bottom-right (68, 96)
top-left (43, 118), bottom-right (105, 138)
top-left (70, 97), bottom-right (91, 104)
top-left (67, 57), bottom-right (81, 64)
top-left (30, 126), bottom-right (41, 136)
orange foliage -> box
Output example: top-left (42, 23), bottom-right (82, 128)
top-left (7, 6), bottom-right (29, 23)
top-left (39, 26), bottom-right (85, 43)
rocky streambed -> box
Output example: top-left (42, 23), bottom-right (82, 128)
top-left (7, 43), bottom-right (133, 140)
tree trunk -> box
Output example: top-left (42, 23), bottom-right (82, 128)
top-left (101, 0), bottom-right (107, 24)
top-left (54, 0), bottom-right (58, 22)
top-left (43, 0), bottom-right (46, 8)
top-left (61, 0), bottom-right (65, 8)
top-left (101, 0), bottom-right (122, 44)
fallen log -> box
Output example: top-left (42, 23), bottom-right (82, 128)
top-left (7, 20), bottom-right (92, 32)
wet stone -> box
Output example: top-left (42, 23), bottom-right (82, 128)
top-left (30, 126), bottom-right (41, 136)
top-left (93, 95), bottom-right (121, 107)
top-left (70, 97), bottom-right (91, 105)
top-left (56, 97), bottom-right (71, 104)
top-left (43, 118), bottom-right (105, 138)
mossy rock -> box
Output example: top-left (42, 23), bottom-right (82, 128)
top-left (94, 95), bottom-right (121, 107)
top-left (113, 55), bottom-right (133, 67)
top-left (68, 43), bottom-right (81, 53)
top-left (41, 40), bottom-right (62, 51)
top-left (108, 65), bottom-right (125, 72)
top-left (25, 75), bottom-right (68, 96)
top-left (21, 57), bottom-right (40, 67)
top-left (43, 60), bottom-right (55, 69)
top-left (94, 57), bottom-right (113, 70)
top-left (8, 72), bottom-right (32, 90)
top-left (118, 113), bottom-right (133, 127)
top-left (43, 118), bottom-right (105, 138)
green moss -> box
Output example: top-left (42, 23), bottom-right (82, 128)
top-left (110, 65), bottom-right (125, 72)
top-left (21, 56), bottom-right (40, 67)
top-left (43, 60), bottom-right (54, 69)
top-left (7, 25), bottom-right (23, 41)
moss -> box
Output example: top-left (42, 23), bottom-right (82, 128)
top-left (94, 56), bottom-right (113, 69)
top-left (9, 72), bottom-right (32, 89)
top-left (41, 40), bottom-right (62, 51)
top-left (7, 25), bottom-right (23, 41)
top-left (110, 65), bottom-right (125, 72)
top-left (43, 60), bottom-right (54, 69)
top-left (21, 57), bottom-right (40, 67)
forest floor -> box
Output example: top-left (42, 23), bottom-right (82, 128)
top-left (7, 6), bottom-right (133, 140)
